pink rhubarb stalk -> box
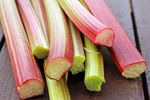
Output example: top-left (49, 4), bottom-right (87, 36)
top-left (57, 0), bottom-right (115, 47)
top-left (0, 0), bottom-right (44, 99)
top-left (43, 0), bottom-right (74, 80)
top-left (16, 0), bottom-right (49, 59)
top-left (30, 0), bottom-right (49, 43)
top-left (84, 0), bottom-right (147, 78)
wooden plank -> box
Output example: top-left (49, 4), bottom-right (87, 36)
top-left (132, 0), bottom-right (150, 97)
top-left (68, 0), bottom-right (144, 100)
top-left (0, 43), bottom-right (49, 100)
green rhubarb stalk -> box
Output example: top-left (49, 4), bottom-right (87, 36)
top-left (80, 0), bottom-right (105, 91)
top-left (43, 59), bottom-right (71, 100)
top-left (83, 36), bottom-right (105, 91)
top-left (69, 19), bottom-right (85, 74)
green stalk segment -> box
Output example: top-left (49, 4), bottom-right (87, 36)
top-left (83, 36), bottom-right (105, 91)
top-left (43, 59), bottom-right (71, 100)
top-left (69, 19), bottom-right (85, 74)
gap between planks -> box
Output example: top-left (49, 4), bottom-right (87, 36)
top-left (129, 0), bottom-right (149, 100)
top-left (0, 35), bottom-right (5, 52)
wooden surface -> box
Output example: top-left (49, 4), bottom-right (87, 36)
top-left (0, 0), bottom-right (149, 100)
top-left (131, 0), bottom-right (150, 99)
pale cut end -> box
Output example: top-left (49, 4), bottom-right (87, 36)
top-left (17, 80), bottom-right (44, 99)
top-left (95, 28), bottom-right (114, 47)
top-left (122, 62), bottom-right (147, 78)
top-left (46, 58), bottom-right (72, 80)
top-left (84, 75), bottom-right (104, 91)
top-left (32, 46), bottom-right (49, 59)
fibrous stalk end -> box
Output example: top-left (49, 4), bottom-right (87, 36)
top-left (46, 58), bottom-right (72, 80)
top-left (122, 62), bottom-right (146, 78)
top-left (95, 28), bottom-right (114, 47)
top-left (17, 80), bottom-right (44, 99)
top-left (32, 46), bottom-right (49, 59)
top-left (84, 75), bottom-right (105, 91)
top-left (70, 56), bottom-right (85, 74)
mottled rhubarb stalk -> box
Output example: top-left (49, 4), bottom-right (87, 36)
top-left (16, 0), bottom-right (49, 59)
top-left (84, 0), bottom-right (146, 78)
top-left (69, 19), bottom-right (85, 74)
top-left (0, 0), bottom-right (44, 99)
top-left (57, 0), bottom-right (115, 47)
top-left (30, 0), bottom-right (49, 43)
top-left (43, 0), bottom-right (74, 80)
top-left (43, 59), bottom-right (71, 100)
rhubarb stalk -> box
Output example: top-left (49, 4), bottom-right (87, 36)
top-left (83, 36), bottom-right (105, 91)
top-left (30, 0), bottom-right (49, 43)
top-left (69, 19), bottom-right (85, 74)
top-left (16, 0), bottom-right (49, 59)
top-left (43, 59), bottom-right (71, 100)
top-left (43, 0), bottom-right (74, 80)
top-left (57, 0), bottom-right (115, 47)
top-left (0, 0), bottom-right (44, 99)
top-left (83, 0), bottom-right (147, 78)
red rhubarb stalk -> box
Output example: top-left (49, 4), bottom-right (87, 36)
top-left (43, 0), bottom-right (74, 80)
top-left (57, 0), bottom-right (115, 47)
top-left (84, 0), bottom-right (147, 78)
top-left (16, 0), bottom-right (49, 59)
top-left (0, 0), bottom-right (44, 99)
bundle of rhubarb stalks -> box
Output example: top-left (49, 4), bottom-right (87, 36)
top-left (0, 0), bottom-right (147, 99)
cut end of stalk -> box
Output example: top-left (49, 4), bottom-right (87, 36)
top-left (95, 28), bottom-right (114, 47)
top-left (122, 62), bottom-right (147, 78)
top-left (70, 56), bottom-right (85, 74)
top-left (32, 46), bottom-right (49, 59)
top-left (84, 75), bottom-right (105, 91)
top-left (46, 58), bottom-right (72, 80)
top-left (70, 64), bottom-right (85, 75)
top-left (17, 80), bottom-right (44, 99)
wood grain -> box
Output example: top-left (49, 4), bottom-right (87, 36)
top-left (132, 0), bottom-right (150, 97)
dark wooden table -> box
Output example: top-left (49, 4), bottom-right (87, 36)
top-left (0, 0), bottom-right (149, 100)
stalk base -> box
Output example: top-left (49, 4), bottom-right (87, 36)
top-left (122, 62), bottom-right (146, 78)
top-left (17, 80), bottom-right (44, 99)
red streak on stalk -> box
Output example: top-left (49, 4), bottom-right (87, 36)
top-left (57, 0), bottom-right (115, 47)
top-left (0, 0), bottom-right (44, 99)
top-left (44, 0), bottom-right (74, 80)
top-left (31, 0), bottom-right (49, 43)
top-left (84, 0), bottom-right (146, 73)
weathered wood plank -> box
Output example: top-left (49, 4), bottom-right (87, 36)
top-left (132, 0), bottom-right (150, 97)
top-left (68, 0), bottom-right (144, 100)
top-left (0, 43), bottom-right (49, 100)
